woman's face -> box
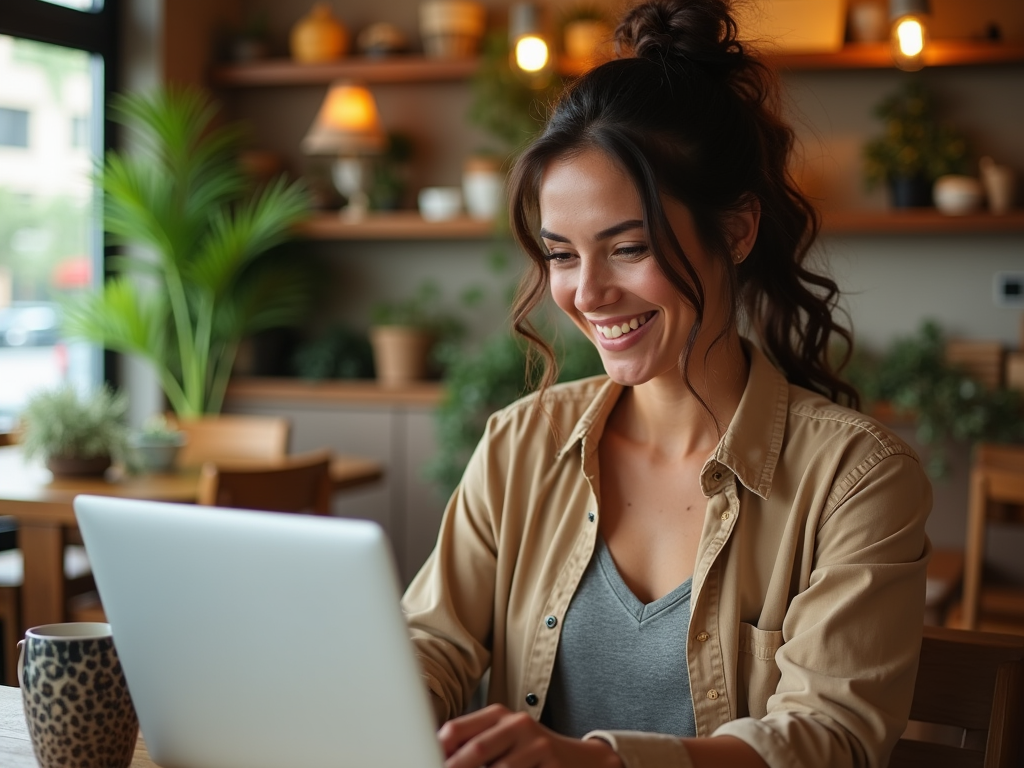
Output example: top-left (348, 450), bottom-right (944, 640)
top-left (539, 147), bottom-right (735, 388)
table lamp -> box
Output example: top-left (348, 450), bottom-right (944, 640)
top-left (301, 82), bottom-right (386, 218)
top-left (510, 3), bottom-right (551, 82)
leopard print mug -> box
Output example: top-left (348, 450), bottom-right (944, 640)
top-left (18, 622), bottom-right (139, 768)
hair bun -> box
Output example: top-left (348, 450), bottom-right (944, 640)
top-left (615, 0), bottom-right (742, 74)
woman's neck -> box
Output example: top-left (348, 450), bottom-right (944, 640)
top-left (608, 334), bottom-right (750, 461)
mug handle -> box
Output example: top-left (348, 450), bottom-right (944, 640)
top-left (17, 639), bottom-right (24, 688)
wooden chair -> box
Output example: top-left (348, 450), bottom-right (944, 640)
top-left (170, 414), bottom-right (290, 469)
top-left (890, 625), bottom-right (1024, 768)
top-left (946, 444), bottom-right (1024, 633)
top-left (197, 449), bottom-right (334, 515)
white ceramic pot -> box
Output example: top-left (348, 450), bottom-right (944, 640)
top-left (933, 175), bottom-right (983, 216)
top-left (418, 186), bottom-right (463, 220)
top-left (462, 157), bottom-right (503, 220)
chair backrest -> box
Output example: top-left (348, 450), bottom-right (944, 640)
top-left (197, 449), bottom-right (334, 515)
top-left (171, 415), bottom-right (290, 468)
top-left (889, 625), bottom-right (1024, 768)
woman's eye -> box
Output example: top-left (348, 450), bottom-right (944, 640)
top-left (543, 250), bottom-right (575, 263)
top-left (614, 244), bottom-right (649, 259)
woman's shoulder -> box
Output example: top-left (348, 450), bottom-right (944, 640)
top-left (485, 375), bottom-right (613, 437)
top-left (785, 383), bottom-right (920, 464)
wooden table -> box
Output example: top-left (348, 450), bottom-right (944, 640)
top-left (0, 445), bottom-right (383, 629)
top-left (1, 684), bottom-right (158, 767)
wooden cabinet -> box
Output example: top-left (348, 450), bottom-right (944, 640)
top-left (223, 379), bottom-right (447, 586)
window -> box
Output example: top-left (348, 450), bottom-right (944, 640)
top-left (0, 107), bottom-right (30, 147)
top-left (0, 0), bottom-right (117, 429)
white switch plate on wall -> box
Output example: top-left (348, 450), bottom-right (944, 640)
top-left (993, 272), bottom-right (1024, 307)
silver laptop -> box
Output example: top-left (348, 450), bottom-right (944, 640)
top-left (74, 494), bottom-right (445, 768)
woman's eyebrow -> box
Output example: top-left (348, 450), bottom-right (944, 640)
top-left (539, 219), bottom-right (644, 243)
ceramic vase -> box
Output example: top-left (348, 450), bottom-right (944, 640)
top-left (290, 3), bottom-right (349, 63)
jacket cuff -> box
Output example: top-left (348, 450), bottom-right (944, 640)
top-left (583, 730), bottom-right (694, 768)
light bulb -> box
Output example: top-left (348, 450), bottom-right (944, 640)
top-left (515, 35), bottom-right (549, 72)
top-left (889, 0), bottom-right (930, 71)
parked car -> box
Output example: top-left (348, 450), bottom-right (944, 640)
top-left (0, 302), bottom-right (60, 347)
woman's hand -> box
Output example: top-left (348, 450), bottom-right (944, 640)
top-left (439, 704), bottom-right (623, 768)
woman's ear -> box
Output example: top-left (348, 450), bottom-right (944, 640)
top-left (728, 197), bottom-right (761, 263)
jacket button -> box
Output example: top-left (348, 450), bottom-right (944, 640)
top-left (706, 689), bottom-right (720, 700)
top-left (525, 693), bottom-right (539, 706)
top-left (588, 512), bottom-right (595, 522)
top-left (545, 615), bottom-right (558, 629)
top-left (712, 471), bottom-right (723, 481)
top-left (696, 631), bottom-right (710, 642)
top-left (720, 511), bottom-right (731, 521)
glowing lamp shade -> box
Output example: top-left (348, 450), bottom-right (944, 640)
top-left (301, 82), bottom-right (385, 156)
top-left (302, 82), bottom-right (386, 218)
top-left (890, 0), bottom-right (930, 71)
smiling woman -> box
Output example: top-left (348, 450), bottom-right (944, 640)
top-left (401, 1), bottom-right (932, 768)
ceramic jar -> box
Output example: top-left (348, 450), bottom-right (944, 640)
top-left (933, 175), bottom-right (984, 216)
top-left (979, 156), bottom-right (1016, 215)
top-left (563, 19), bottom-right (613, 67)
top-left (419, 0), bottom-right (486, 58)
top-left (290, 3), bottom-right (349, 63)
top-left (462, 155), bottom-right (503, 220)
top-left (848, 1), bottom-right (887, 43)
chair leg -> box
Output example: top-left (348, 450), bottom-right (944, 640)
top-left (961, 470), bottom-right (990, 630)
top-left (0, 587), bottom-right (19, 687)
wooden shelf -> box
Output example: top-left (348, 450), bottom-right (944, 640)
top-left (771, 40), bottom-right (1024, 70)
top-left (213, 41), bottom-right (1024, 88)
top-left (296, 211), bottom-right (496, 240)
top-left (211, 55), bottom-right (479, 86)
top-left (227, 377), bottom-right (445, 407)
top-left (821, 209), bottom-right (1024, 235)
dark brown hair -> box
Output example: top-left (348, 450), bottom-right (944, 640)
top-left (507, 0), bottom-right (858, 408)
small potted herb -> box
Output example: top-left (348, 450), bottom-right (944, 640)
top-left (862, 81), bottom-right (969, 208)
top-left (18, 384), bottom-right (132, 477)
top-left (129, 415), bottom-right (187, 473)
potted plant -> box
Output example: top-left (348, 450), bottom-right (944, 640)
top-left (862, 81), bottom-right (970, 208)
top-left (560, 3), bottom-right (613, 70)
top-left (368, 280), bottom-right (470, 386)
top-left (843, 321), bottom-right (1024, 477)
top-left (18, 384), bottom-right (133, 477)
top-left (61, 86), bottom-right (314, 418)
top-left (128, 414), bottom-right (187, 474)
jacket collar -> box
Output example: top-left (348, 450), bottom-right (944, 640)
top-left (556, 340), bottom-right (789, 500)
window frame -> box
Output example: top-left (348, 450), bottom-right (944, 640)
top-left (1, 0), bottom-right (120, 384)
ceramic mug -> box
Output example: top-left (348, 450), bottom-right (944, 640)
top-left (418, 186), bottom-right (463, 221)
top-left (19, 622), bottom-right (139, 768)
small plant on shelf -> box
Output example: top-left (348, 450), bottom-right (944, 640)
top-left (18, 383), bottom-right (133, 476)
top-left (844, 321), bottom-right (1024, 477)
top-left (862, 81), bottom-right (969, 207)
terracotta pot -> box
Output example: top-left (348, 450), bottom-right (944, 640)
top-left (563, 20), bottom-right (613, 66)
top-left (45, 454), bottom-right (112, 477)
top-left (370, 326), bottom-right (435, 386)
top-left (419, 0), bottom-right (486, 58)
top-left (290, 3), bottom-right (349, 63)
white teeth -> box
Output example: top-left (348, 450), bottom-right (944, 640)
top-left (596, 313), bottom-right (650, 339)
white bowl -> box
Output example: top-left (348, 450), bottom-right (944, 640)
top-left (933, 175), bottom-right (983, 216)
top-left (418, 186), bottom-right (463, 221)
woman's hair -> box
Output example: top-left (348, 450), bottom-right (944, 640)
top-left (507, 0), bottom-right (859, 409)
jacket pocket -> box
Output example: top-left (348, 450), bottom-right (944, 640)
top-left (737, 622), bottom-right (783, 719)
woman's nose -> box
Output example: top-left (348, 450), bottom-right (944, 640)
top-left (574, 257), bottom-right (616, 312)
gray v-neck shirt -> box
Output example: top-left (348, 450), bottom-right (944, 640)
top-left (540, 537), bottom-right (697, 739)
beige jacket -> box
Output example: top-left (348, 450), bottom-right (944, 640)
top-left (402, 343), bottom-right (931, 768)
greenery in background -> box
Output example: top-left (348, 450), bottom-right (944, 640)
top-left (369, 132), bottom-right (414, 211)
top-left (467, 32), bottom-right (562, 158)
top-left (61, 87), bottom-right (314, 417)
top-left (293, 324), bottom-right (375, 380)
top-left (862, 80), bottom-right (970, 188)
top-left (19, 383), bottom-right (132, 465)
top-left (427, 329), bottom-right (605, 497)
top-left (844, 321), bottom-right (1024, 477)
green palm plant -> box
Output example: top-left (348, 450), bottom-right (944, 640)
top-left (62, 87), bottom-right (312, 417)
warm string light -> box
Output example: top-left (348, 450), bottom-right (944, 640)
top-left (515, 35), bottom-right (549, 72)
